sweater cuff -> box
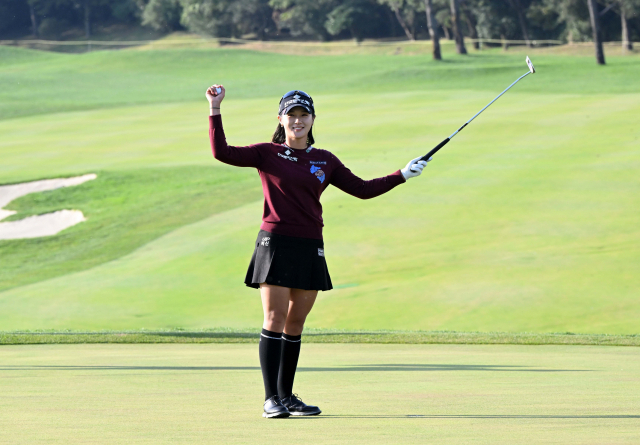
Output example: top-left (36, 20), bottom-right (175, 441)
top-left (392, 169), bottom-right (406, 183)
top-left (209, 114), bottom-right (222, 129)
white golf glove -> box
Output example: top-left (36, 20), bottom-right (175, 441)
top-left (401, 156), bottom-right (431, 180)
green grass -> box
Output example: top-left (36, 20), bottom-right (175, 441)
top-left (1, 343), bottom-right (639, 444)
top-left (2, 44), bottom-right (640, 121)
top-left (2, 329), bottom-right (639, 346)
top-left (1, 45), bottom-right (639, 334)
top-left (0, 166), bottom-right (260, 292)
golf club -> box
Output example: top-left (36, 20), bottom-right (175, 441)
top-left (413, 56), bottom-right (536, 169)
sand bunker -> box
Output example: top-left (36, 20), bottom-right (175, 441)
top-left (0, 174), bottom-right (97, 240)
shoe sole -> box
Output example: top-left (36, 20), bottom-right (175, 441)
top-left (263, 411), bottom-right (291, 418)
top-left (289, 410), bottom-right (322, 416)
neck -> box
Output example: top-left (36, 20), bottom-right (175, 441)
top-left (285, 136), bottom-right (308, 150)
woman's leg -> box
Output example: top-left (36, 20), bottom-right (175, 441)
top-left (278, 288), bottom-right (317, 399)
top-left (284, 288), bottom-right (318, 336)
top-left (259, 284), bottom-right (290, 402)
top-left (260, 284), bottom-right (290, 332)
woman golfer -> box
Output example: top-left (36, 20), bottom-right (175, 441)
top-left (206, 85), bottom-right (429, 418)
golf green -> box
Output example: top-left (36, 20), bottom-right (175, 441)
top-left (0, 343), bottom-right (638, 444)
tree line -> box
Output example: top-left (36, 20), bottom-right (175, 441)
top-left (1, 0), bottom-right (638, 63)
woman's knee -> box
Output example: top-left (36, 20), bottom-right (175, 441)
top-left (284, 317), bottom-right (306, 336)
top-left (264, 310), bottom-right (287, 331)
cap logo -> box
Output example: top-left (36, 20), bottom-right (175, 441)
top-left (282, 98), bottom-right (311, 108)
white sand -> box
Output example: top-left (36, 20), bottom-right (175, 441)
top-left (0, 174), bottom-right (97, 240)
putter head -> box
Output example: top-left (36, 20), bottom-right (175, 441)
top-left (526, 56), bottom-right (535, 74)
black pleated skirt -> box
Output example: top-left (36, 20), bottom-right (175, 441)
top-left (244, 230), bottom-right (333, 291)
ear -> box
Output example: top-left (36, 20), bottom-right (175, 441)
top-left (277, 115), bottom-right (283, 126)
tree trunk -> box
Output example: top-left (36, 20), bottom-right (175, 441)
top-left (450, 0), bottom-right (467, 54)
top-left (442, 26), bottom-right (450, 40)
top-left (28, 1), bottom-right (38, 38)
top-left (587, 0), bottom-right (605, 64)
top-left (621, 9), bottom-right (633, 51)
top-left (391, 2), bottom-right (415, 40)
top-left (463, 12), bottom-right (479, 50)
top-left (509, 0), bottom-right (531, 47)
top-left (424, 0), bottom-right (442, 60)
top-left (501, 33), bottom-right (509, 50)
top-left (84, 0), bottom-right (91, 39)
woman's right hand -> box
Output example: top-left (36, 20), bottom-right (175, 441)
top-left (206, 84), bottom-right (225, 107)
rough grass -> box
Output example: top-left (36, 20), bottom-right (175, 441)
top-left (1, 329), bottom-right (639, 346)
top-left (0, 166), bottom-right (261, 292)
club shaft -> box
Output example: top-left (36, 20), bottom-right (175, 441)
top-left (419, 70), bottom-right (531, 162)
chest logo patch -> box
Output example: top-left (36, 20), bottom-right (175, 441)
top-left (310, 165), bottom-right (325, 183)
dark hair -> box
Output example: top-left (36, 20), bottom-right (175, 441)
top-left (272, 121), bottom-right (315, 146)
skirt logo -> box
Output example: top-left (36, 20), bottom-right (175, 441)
top-left (260, 237), bottom-right (270, 247)
top-left (318, 248), bottom-right (324, 257)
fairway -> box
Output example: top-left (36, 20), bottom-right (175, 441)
top-left (0, 46), bottom-right (639, 333)
top-left (1, 343), bottom-right (639, 444)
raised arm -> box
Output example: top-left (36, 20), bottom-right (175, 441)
top-left (207, 84), bottom-right (264, 168)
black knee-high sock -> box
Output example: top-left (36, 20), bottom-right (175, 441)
top-left (259, 328), bottom-right (283, 401)
top-left (277, 333), bottom-right (302, 398)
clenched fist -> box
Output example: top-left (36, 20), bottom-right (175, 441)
top-left (206, 84), bottom-right (225, 107)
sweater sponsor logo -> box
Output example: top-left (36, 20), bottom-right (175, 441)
top-left (309, 161), bottom-right (326, 165)
top-left (278, 152), bottom-right (298, 162)
top-left (318, 248), bottom-right (324, 257)
top-left (310, 165), bottom-right (325, 183)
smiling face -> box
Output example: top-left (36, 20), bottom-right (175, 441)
top-left (278, 106), bottom-right (315, 147)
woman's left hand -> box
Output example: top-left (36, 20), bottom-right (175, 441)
top-left (401, 156), bottom-right (431, 180)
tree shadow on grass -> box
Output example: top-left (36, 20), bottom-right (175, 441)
top-left (0, 364), bottom-right (591, 372)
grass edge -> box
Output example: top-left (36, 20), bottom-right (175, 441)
top-left (1, 328), bottom-right (638, 346)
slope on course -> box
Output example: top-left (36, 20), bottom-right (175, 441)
top-left (1, 343), bottom-right (639, 444)
top-left (2, 44), bottom-right (640, 121)
top-left (0, 46), bottom-right (638, 333)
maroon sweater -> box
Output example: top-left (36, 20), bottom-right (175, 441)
top-left (209, 115), bottom-right (405, 239)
